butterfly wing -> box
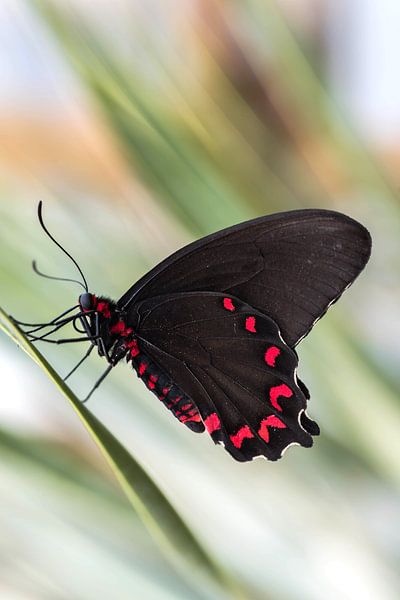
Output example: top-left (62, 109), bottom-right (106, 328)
top-left (119, 210), bottom-right (371, 347)
top-left (132, 292), bottom-right (319, 461)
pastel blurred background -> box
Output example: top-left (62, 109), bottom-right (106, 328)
top-left (1, 1), bottom-right (400, 599)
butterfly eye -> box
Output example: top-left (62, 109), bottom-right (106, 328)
top-left (79, 293), bottom-right (95, 311)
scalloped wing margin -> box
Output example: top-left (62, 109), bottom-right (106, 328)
top-left (134, 292), bottom-right (319, 461)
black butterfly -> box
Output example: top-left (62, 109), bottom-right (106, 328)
top-left (16, 204), bottom-right (371, 462)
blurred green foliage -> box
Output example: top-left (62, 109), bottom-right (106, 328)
top-left (0, 308), bottom-right (233, 598)
top-left (0, 1), bottom-right (399, 599)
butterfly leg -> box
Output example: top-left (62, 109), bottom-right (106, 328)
top-left (110, 342), bottom-right (128, 366)
top-left (87, 312), bottom-right (112, 364)
top-left (25, 317), bottom-right (81, 341)
top-left (77, 312), bottom-right (112, 363)
top-left (10, 305), bottom-right (79, 329)
top-left (82, 364), bottom-right (113, 403)
top-left (63, 344), bottom-right (95, 382)
top-left (29, 336), bottom-right (100, 344)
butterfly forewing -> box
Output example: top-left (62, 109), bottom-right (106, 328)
top-left (118, 210), bottom-right (371, 347)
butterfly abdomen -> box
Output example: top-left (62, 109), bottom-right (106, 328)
top-left (129, 349), bottom-right (205, 433)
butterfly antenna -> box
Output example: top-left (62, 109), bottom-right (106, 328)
top-left (36, 201), bottom-right (89, 292)
top-left (32, 260), bottom-right (87, 291)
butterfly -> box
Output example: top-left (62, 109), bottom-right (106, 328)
top-left (16, 204), bottom-right (371, 462)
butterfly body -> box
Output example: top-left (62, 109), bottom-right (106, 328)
top-left (79, 293), bottom-right (204, 431)
top-left (24, 207), bottom-right (372, 462)
top-left (79, 290), bottom-right (320, 461)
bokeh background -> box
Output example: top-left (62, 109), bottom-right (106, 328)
top-left (1, 1), bottom-right (400, 599)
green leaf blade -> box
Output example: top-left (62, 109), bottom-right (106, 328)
top-left (0, 307), bottom-right (240, 598)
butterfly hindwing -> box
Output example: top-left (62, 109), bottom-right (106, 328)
top-left (119, 210), bottom-right (371, 347)
top-left (132, 292), bottom-right (318, 461)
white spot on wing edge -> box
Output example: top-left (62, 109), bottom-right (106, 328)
top-left (251, 453), bottom-right (267, 462)
top-left (280, 441), bottom-right (300, 457)
top-left (251, 441), bottom-right (301, 460)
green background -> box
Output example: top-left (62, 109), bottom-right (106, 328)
top-left (0, 1), bottom-right (399, 599)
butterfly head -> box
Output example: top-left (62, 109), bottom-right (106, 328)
top-left (79, 292), bottom-right (97, 312)
top-left (77, 294), bottom-right (135, 364)
top-left (78, 293), bottom-right (114, 338)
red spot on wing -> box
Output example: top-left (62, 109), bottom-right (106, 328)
top-left (204, 412), bottom-right (221, 434)
top-left (264, 346), bottom-right (281, 367)
top-left (168, 395), bottom-right (183, 407)
top-left (138, 362), bottom-right (147, 376)
top-left (269, 384), bottom-right (293, 412)
top-left (245, 316), bottom-right (256, 332)
top-left (230, 425), bottom-right (254, 448)
top-left (258, 415), bottom-right (287, 443)
top-left (266, 415), bottom-right (287, 428)
top-left (223, 297), bottom-right (235, 311)
top-left (182, 414), bottom-right (202, 423)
